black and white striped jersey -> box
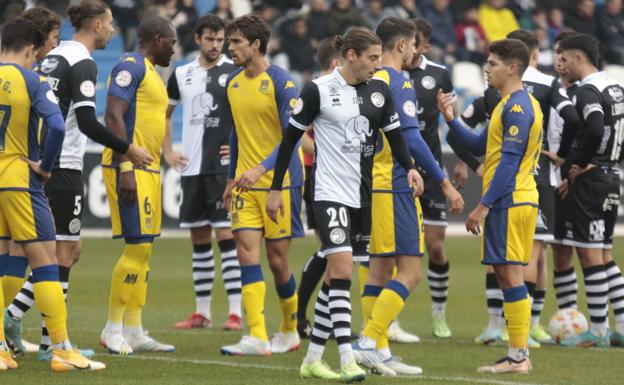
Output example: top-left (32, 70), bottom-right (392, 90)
top-left (289, 68), bottom-right (400, 208)
top-left (39, 40), bottom-right (96, 171)
top-left (167, 55), bottom-right (236, 176)
top-left (572, 71), bottom-right (624, 167)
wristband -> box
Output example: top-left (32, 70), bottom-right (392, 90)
top-left (119, 161), bottom-right (133, 173)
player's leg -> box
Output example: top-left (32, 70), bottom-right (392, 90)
top-left (174, 224), bottom-right (215, 329)
top-left (0, 238), bottom-right (18, 370)
top-left (215, 227), bottom-right (242, 331)
top-left (604, 249), bottom-right (624, 345)
top-left (424, 224), bottom-right (451, 338)
top-left (475, 264), bottom-right (505, 344)
top-left (3, 242), bottom-right (31, 355)
top-left (530, 247), bottom-right (551, 343)
top-left (522, 240), bottom-right (542, 348)
top-left (2, 242), bottom-right (27, 319)
top-left (552, 244), bottom-right (578, 309)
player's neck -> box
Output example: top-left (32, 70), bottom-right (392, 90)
top-left (72, 32), bottom-right (95, 53)
top-left (243, 55), bottom-right (269, 78)
top-left (339, 65), bottom-right (363, 86)
top-left (497, 78), bottom-right (524, 98)
top-left (381, 51), bottom-right (402, 72)
top-left (0, 53), bottom-right (27, 68)
top-left (198, 54), bottom-right (221, 70)
top-left (579, 66), bottom-right (599, 82)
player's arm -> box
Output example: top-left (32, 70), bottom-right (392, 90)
top-left (438, 90), bottom-right (487, 156)
top-left (571, 87), bottom-right (604, 175)
top-left (301, 128), bottom-right (314, 155)
top-left (163, 72), bottom-right (188, 170)
top-left (70, 60), bottom-right (153, 167)
top-left (547, 79), bottom-right (580, 162)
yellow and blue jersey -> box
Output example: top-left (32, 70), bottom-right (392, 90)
top-left (101, 52), bottom-right (168, 172)
top-left (226, 64), bottom-right (303, 190)
top-left (0, 63), bottom-right (62, 191)
top-left (482, 89), bottom-right (542, 209)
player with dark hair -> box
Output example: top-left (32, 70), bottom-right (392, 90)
top-left (165, 14), bottom-right (243, 332)
top-left (439, 38), bottom-right (542, 373)
top-left (99, 15), bottom-right (176, 355)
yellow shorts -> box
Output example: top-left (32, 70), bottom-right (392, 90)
top-left (481, 204), bottom-right (538, 265)
top-left (370, 191), bottom-right (425, 257)
top-left (230, 188), bottom-right (303, 240)
top-left (0, 190), bottom-right (55, 242)
top-left (103, 167), bottom-right (162, 240)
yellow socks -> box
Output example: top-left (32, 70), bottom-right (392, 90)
top-left (241, 265), bottom-right (268, 341)
top-left (108, 243), bottom-right (152, 325)
top-left (276, 275), bottom-right (297, 333)
top-left (361, 284), bottom-right (381, 325)
top-left (503, 286), bottom-right (531, 349)
top-left (31, 265), bottom-right (68, 344)
top-left (358, 263), bottom-right (369, 299)
top-left (362, 280), bottom-right (409, 342)
top-left (125, 266), bottom-right (149, 327)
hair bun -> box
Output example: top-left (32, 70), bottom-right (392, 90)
top-left (333, 35), bottom-right (344, 47)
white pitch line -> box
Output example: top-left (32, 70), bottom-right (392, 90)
top-left (123, 354), bottom-right (547, 385)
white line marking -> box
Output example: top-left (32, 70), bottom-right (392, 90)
top-left (123, 354), bottom-right (547, 385)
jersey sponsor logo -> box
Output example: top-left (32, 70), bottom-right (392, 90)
top-left (401, 81), bottom-right (413, 89)
top-left (259, 79), bottom-right (270, 94)
top-left (510, 104), bottom-right (524, 113)
top-left (371, 92), bottom-right (385, 107)
top-left (608, 86), bottom-right (624, 103)
top-left (192, 92), bottom-right (218, 117)
top-left (79, 80), bottom-right (95, 97)
top-left (46, 89), bottom-right (58, 104)
top-left (589, 219), bottom-right (605, 242)
top-left (402, 100), bottom-right (417, 117)
top-left (40, 57), bottom-right (59, 74)
top-left (115, 70), bottom-right (132, 87)
top-left (284, 80), bottom-right (295, 89)
top-left (342, 115), bottom-right (374, 155)
top-left (218, 74), bottom-right (228, 87)
top-left (421, 75), bottom-right (436, 90)
top-left (329, 228), bottom-right (346, 244)
top-left (293, 97), bottom-right (304, 114)
top-left (68, 218), bottom-right (81, 234)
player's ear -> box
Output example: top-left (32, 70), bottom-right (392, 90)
top-left (194, 33), bottom-right (201, 47)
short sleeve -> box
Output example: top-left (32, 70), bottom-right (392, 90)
top-left (289, 82), bottom-right (320, 130)
top-left (501, 98), bottom-right (534, 156)
top-left (107, 57), bottom-right (145, 103)
top-left (549, 78), bottom-right (573, 114)
top-left (271, 69), bottom-right (300, 130)
top-left (167, 70), bottom-right (180, 105)
top-left (380, 84), bottom-right (400, 132)
top-left (25, 71), bottom-right (62, 119)
top-left (70, 59), bottom-right (97, 109)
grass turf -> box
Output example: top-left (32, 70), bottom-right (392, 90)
top-left (4, 236), bottom-right (623, 384)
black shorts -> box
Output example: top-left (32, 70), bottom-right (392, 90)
top-left (303, 165), bottom-right (316, 230)
top-left (421, 173), bottom-right (447, 226)
top-left (534, 184), bottom-right (555, 242)
top-left (563, 167), bottom-right (620, 249)
top-left (45, 169), bottom-right (83, 241)
top-left (553, 187), bottom-right (567, 243)
top-left (180, 174), bottom-right (230, 229)
top-left (314, 201), bottom-right (371, 262)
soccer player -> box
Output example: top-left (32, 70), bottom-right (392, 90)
top-left (555, 33), bottom-right (624, 347)
top-left (353, 17), bottom-right (464, 376)
top-left (3, 6), bottom-right (61, 355)
top-left (99, 15), bottom-right (177, 355)
top-left (0, 16), bottom-right (104, 371)
top-left (406, 18), bottom-right (460, 337)
top-left (5, 0), bottom-right (153, 358)
top-left (219, 15), bottom-right (302, 356)
top-left (439, 38), bottom-right (542, 373)
top-left (165, 14), bottom-right (243, 331)
top-left (296, 38), bottom-right (343, 338)
top-left (268, 27), bottom-right (422, 382)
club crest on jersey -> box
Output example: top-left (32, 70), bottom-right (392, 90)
top-left (371, 92), bottom-right (385, 107)
top-left (40, 57), bottom-right (58, 74)
top-left (608, 86), bottom-right (624, 103)
top-left (68, 218), bottom-right (81, 234)
top-left (218, 74), bottom-right (228, 87)
top-left (510, 104), bottom-right (524, 114)
top-left (421, 75), bottom-right (436, 90)
top-left (259, 79), bottom-right (270, 93)
top-left (328, 83), bottom-right (340, 96)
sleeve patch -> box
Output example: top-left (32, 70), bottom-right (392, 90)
top-left (115, 70), bottom-right (133, 87)
top-left (402, 100), bottom-right (417, 117)
top-left (80, 80), bottom-right (95, 97)
top-left (371, 92), bottom-right (385, 107)
top-left (582, 102), bottom-right (603, 120)
top-left (293, 97), bottom-right (303, 114)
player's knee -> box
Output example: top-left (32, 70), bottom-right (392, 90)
top-left (190, 226), bottom-right (212, 245)
top-left (427, 241), bottom-right (446, 263)
top-left (267, 255), bottom-right (289, 278)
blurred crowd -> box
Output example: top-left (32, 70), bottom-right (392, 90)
top-left (3, 0), bottom-right (624, 83)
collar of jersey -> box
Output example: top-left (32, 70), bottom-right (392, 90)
top-left (581, 71), bottom-right (606, 85)
top-left (332, 67), bottom-right (348, 86)
top-left (417, 55), bottom-right (430, 70)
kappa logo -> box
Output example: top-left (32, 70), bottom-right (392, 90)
top-left (123, 56), bottom-right (137, 63)
top-left (401, 81), bottom-right (413, 89)
top-left (510, 104), bottom-right (524, 113)
top-left (284, 80), bottom-right (295, 89)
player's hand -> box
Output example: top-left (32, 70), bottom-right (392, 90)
top-left (407, 168), bottom-right (424, 197)
top-left (22, 157), bottom-right (51, 182)
top-left (119, 170), bottom-right (137, 202)
top-left (568, 163), bottom-right (596, 184)
top-left (235, 164), bottom-right (266, 192)
top-left (465, 203), bottom-right (489, 235)
top-left (475, 164), bottom-right (484, 178)
top-left (557, 178), bottom-right (569, 199)
top-left (219, 145), bottom-right (230, 160)
top-left (223, 179), bottom-right (235, 211)
top-left (125, 144), bottom-right (154, 169)
top-left (437, 89), bottom-right (455, 122)
top-left (163, 149), bottom-right (188, 171)
top-left (452, 161), bottom-right (468, 189)
top-left (541, 149), bottom-right (565, 167)
top-left (266, 190), bottom-right (284, 224)
top-left (441, 178), bottom-right (464, 213)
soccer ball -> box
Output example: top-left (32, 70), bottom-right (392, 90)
top-left (548, 308), bottom-right (589, 343)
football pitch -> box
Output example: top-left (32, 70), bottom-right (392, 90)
top-left (5, 236), bottom-right (624, 384)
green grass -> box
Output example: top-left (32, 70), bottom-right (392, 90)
top-left (5, 236), bottom-right (624, 384)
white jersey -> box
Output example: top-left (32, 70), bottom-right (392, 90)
top-left (39, 40), bottom-right (96, 171)
top-left (167, 56), bottom-right (236, 176)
